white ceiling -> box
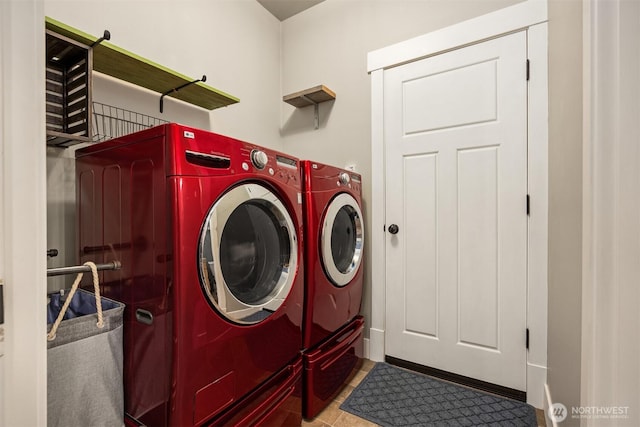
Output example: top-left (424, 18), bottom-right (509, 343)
top-left (257, 0), bottom-right (325, 21)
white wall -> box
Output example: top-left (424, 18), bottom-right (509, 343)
top-left (280, 0), bottom-right (524, 338)
top-left (547, 1), bottom-right (640, 425)
top-left (582, 0), bottom-right (640, 425)
top-left (546, 0), bottom-right (583, 422)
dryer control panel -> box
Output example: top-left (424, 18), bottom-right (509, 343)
top-left (344, 172), bottom-right (361, 195)
top-left (303, 161), bottom-right (362, 196)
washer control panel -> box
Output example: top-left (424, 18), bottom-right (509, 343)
top-left (239, 146), bottom-right (300, 186)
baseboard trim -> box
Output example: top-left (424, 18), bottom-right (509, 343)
top-left (363, 337), bottom-right (370, 360)
top-left (368, 327), bottom-right (385, 361)
top-left (385, 356), bottom-right (527, 402)
top-left (527, 362), bottom-right (547, 409)
top-left (545, 384), bottom-right (556, 427)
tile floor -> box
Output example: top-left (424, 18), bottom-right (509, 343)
top-left (302, 359), bottom-right (548, 427)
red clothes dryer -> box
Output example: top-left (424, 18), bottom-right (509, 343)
top-left (300, 161), bottom-right (365, 419)
top-left (76, 124), bottom-right (304, 427)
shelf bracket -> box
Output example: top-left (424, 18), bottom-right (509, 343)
top-left (160, 75), bottom-right (207, 113)
top-left (300, 95), bottom-right (320, 129)
top-left (282, 85), bottom-right (335, 130)
top-left (90, 29), bottom-right (111, 47)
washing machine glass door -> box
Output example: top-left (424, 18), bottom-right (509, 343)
top-left (198, 183), bottom-right (298, 324)
top-left (320, 193), bottom-right (364, 287)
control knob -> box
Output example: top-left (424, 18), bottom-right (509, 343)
top-left (251, 150), bottom-right (268, 169)
top-left (339, 172), bottom-right (351, 185)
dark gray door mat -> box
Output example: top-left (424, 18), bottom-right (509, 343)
top-left (340, 362), bottom-right (537, 426)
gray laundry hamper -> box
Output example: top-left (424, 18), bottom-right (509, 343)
top-left (46, 262), bottom-right (125, 427)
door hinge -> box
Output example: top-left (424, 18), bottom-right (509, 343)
top-left (0, 279), bottom-right (4, 325)
top-left (526, 59), bottom-right (530, 81)
top-left (526, 328), bottom-right (530, 350)
top-left (526, 194), bottom-right (530, 216)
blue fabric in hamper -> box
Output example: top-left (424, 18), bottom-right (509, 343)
top-left (47, 288), bottom-right (125, 427)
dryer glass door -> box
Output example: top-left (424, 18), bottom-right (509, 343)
top-left (198, 183), bottom-right (298, 324)
top-left (321, 193), bottom-right (364, 287)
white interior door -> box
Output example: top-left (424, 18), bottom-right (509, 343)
top-left (384, 31), bottom-right (528, 391)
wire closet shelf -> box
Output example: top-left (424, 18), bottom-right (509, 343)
top-left (92, 102), bottom-right (168, 142)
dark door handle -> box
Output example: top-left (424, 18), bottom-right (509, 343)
top-left (388, 224), bottom-right (399, 234)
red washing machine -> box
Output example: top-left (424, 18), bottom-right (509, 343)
top-left (76, 124), bottom-right (304, 427)
top-left (300, 161), bottom-right (365, 419)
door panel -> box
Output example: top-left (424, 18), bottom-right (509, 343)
top-left (403, 154), bottom-right (438, 337)
top-left (458, 146), bottom-right (499, 350)
top-left (384, 31), bottom-right (527, 390)
top-left (403, 59), bottom-right (498, 133)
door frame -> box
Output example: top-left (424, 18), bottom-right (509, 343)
top-left (367, 0), bottom-right (548, 408)
top-left (1, 0), bottom-right (48, 425)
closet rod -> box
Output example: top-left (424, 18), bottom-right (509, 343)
top-left (47, 261), bottom-right (122, 277)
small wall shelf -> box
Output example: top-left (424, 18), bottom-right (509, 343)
top-left (45, 17), bottom-right (239, 112)
top-left (283, 85), bottom-right (335, 129)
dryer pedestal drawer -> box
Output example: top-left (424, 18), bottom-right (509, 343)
top-left (303, 316), bottom-right (364, 419)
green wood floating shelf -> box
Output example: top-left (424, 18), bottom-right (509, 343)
top-left (45, 17), bottom-right (239, 111)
